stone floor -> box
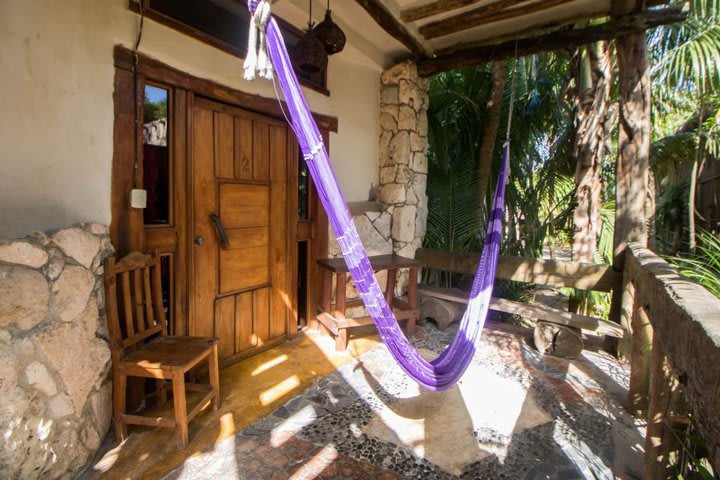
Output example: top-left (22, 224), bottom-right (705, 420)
top-left (148, 322), bottom-right (644, 480)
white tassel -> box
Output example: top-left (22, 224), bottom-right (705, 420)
top-left (244, 0), bottom-right (273, 81)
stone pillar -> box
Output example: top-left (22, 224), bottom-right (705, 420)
top-left (377, 61), bottom-right (430, 294)
top-left (0, 224), bottom-right (114, 478)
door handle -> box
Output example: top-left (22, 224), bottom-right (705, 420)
top-left (210, 213), bottom-right (230, 249)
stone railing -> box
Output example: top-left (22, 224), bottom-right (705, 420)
top-left (0, 224), bottom-right (114, 478)
top-left (624, 243), bottom-right (720, 477)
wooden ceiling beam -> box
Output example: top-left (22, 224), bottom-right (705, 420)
top-left (353, 0), bottom-right (430, 57)
top-left (400, 0), bottom-right (483, 23)
top-left (417, 6), bottom-right (687, 76)
top-left (419, 0), bottom-right (572, 39)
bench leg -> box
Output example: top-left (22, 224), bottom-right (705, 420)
top-left (172, 372), bottom-right (189, 448)
top-left (335, 328), bottom-right (348, 351)
top-left (406, 317), bottom-right (416, 336)
top-left (208, 344), bottom-right (220, 411)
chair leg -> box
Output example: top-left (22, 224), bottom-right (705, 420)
top-left (156, 379), bottom-right (167, 406)
top-left (113, 368), bottom-right (127, 442)
top-left (208, 345), bottom-right (220, 411)
top-left (171, 371), bottom-right (189, 448)
top-left (335, 328), bottom-right (348, 351)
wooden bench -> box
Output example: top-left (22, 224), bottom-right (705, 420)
top-left (415, 248), bottom-right (623, 358)
top-left (315, 254), bottom-right (422, 351)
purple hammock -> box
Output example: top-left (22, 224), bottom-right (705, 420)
top-left (245, 1), bottom-right (509, 391)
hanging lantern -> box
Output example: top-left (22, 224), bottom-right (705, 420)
top-left (314, 0), bottom-right (345, 55)
top-left (294, 0), bottom-right (328, 73)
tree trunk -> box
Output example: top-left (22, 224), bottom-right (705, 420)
top-left (571, 42), bottom-right (612, 265)
top-left (477, 60), bottom-right (508, 213)
top-left (612, 30), bottom-right (652, 359)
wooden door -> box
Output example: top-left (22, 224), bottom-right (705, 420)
top-left (190, 97), bottom-right (289, 364)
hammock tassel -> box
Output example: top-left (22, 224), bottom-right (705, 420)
top-left (243, 0), bottom-right (273, 80)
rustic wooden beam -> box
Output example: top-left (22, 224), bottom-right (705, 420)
top-left (419, 0), bottom-right (571, 40)
top-left (353, 0), bottom-right (429, 57)
top-left (416, 248), bottom-right (620, 292)
top-left (402, 0), bottom-right (504, 23)
top-left (417, 7), bottom-right (687, 76)
top-left (417, 285), bottom-right (624, 337)
top-left (626, 243), bottom-right (720, 470)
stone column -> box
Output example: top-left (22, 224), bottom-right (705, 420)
top-left (377, 61), bottom-right (430, 294)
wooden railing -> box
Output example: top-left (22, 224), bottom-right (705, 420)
top-left (624, 243), bottom-right (720, 477)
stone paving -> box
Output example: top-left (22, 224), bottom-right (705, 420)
top-left (162, 322), bottom-right (642, 479)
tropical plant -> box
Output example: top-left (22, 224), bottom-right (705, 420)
top-left (669, 228), bottom-right (720, 297)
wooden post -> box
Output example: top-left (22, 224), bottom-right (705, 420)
top-left (644, 335), bottom-right (687, 479)
top-left (610, 28), bottom-right (652, 359)
top-left (628, 305), bottom-right (653, 415)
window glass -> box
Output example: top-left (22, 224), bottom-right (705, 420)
top-left (143, 85), bottom-right (170, 225)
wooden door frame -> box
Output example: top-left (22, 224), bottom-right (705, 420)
top-left (111, 45), bottom-right (334, 342)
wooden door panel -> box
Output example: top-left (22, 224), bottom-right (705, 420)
top-left (214, 112), bottom-right (235, 179)
top-left (234, 117), bottom-right (254, 181)
top-left (191, 105), bottom-right (218, 338)
top-left (219, 246), bottom-right (269, 293)
top-left (235, 292), bottom-right (254, 352)
top-left (253, 287), bottom-right (270, 345)
top-left (253, 122), bottom-right (270, 182)
top-left (214, 295), bottom-right (236, 359)
top-left (220, 183), bottom-right (269, 228)
top-left (269, 124), bottom-right (289, 339)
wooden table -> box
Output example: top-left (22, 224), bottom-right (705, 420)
top-left (314, 254), bottom-right (422, 351)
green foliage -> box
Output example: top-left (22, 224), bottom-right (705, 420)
top-left (669, 229), bottom-right (720, 297)
top-left (144, 93), bottom-right (168, 124)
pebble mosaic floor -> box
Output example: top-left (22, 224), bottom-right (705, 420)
top-left (163, 322), bottom-right (641, 480)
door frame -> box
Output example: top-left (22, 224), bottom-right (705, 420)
top-left (111, 45), bottom-right (334, 347)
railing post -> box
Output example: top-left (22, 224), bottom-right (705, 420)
top-left (628, 303), bottom-right (653, 416)
top-left (644, 333), bottom-right (687, 479)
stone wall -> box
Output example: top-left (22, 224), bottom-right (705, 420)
top-left (377, 61), bottom-right (430, 293)
top-left (0, 224), bottom-right (114, 479)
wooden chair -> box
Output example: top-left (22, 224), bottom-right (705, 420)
top-left (104, 251), bottom-right (220, 448)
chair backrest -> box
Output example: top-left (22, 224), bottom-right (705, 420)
top-left (104, 251), bottom-right (168, 354)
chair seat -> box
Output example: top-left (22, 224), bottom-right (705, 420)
top-left (121, 336), bottom-right (219, 371)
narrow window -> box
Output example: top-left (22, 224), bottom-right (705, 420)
top-left (143, 84), bottom-right (170, 225)
top-left (298, 152), bottom-right (310, 221)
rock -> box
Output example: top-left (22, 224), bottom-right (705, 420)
top-left (365, 211), bottom-right (381, 222)
top-left (379, 112), bottom-right (397, 133)
top-left (0, 329), bottom-right (10, 342)
top-left (89, 223), bottom-right (108, 235)
top-left (380, 105), bottom-right (399, 121)
top-left (91, 382), bottom-right (112, 438)
top-left (52, 266), bottom-right (94, 322)
top-left (0, 343), bottom-right (19, 396)
top-left (25, 361), bottom-right (57, 396)
top-left (379, 184), bottom-right (406, 205)
top-left (372, 212), bottom-right (392, 240)
top-left (381, 86), bottom-right (399, 105)
top-left (534, 321), bottom-right (584, 359)
top-left (415, 204), bottom-right (428, 237)
top-left (379, 166), bottom-right (397, 184)
top-left (399, 79), bottom-right (422, 109)
top-left (421, 297), bottom-right (464, 330)
top-left (410, 133), bottom-right (426, 153)
top-left (354, 215), bottom-right (393, 256)
top-left (412, 152), bottom-right (428, 174)
top-left (81, 424), bottom-right (101, 451)
top-left (0, 241), bottom-right (48, 268)
top-left (45, 248), bottom-right (66, 280)
top-left (381, 61), bottom-right (416, 85)
top-left (395, 165), bottom-right (413, 184)
top-left (378, 131), bottom-right (393, 165)
top-left (392, 206), bottom-right (417, 243)
top-left (388, 131), bottom-right (411, 165)
top-left (418, 111), bottom-right (429, 137)
top-left (48, 394), bottom-right (75, 418)
top-left (0, 266), bottom-right (49, 330)
top-left (52, 227), bottom-right (99, 269)
top-left (398, 105), bottom-right (417, 130)
top-left (34, 299), bottom-right (110, 413)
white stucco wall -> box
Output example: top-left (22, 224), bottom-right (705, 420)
top-left (0, 0), bottom-right (381, 239)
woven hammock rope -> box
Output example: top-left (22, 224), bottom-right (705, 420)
top-left (244, 0), bottom-right (510, 391)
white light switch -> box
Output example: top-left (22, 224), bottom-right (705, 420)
top-left (130, 189), bottom-right (147, 209)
